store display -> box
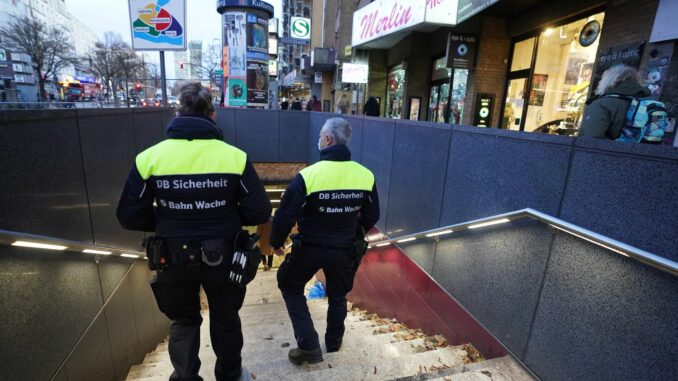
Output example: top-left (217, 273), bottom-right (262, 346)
top-left (385, 66), bottom-right (405, 119)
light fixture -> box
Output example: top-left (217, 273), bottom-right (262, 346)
top-left (544, 28), bottom-right (554, 36)
top-left (83, 249), bottom-right (112, 255)
top-left (375, 242), bottom-right (391, 247)
top-left (425, 229), bottom-right (453, 237)
top-left (270, 199), bottom-right (281, 203)
top-left (121, 253), bottom-right (139, 258)
top-left (12, 241), bottom-right (67, 251)
top-left (468, 218), bottom-right (510, 229)
top-left (396, 237), bottom-right (416, 243)
top-left (265, 189), bottom-right (286, 192)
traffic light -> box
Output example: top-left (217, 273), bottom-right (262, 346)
top-left (135, 83), bottom-right (142, 90)
top-left (179, 62), bottom-right (184, 69)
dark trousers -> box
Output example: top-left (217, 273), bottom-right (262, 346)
top-left (151, 263), bottom-right (246, 381)
top-left (277, 245), bottom-right (355, 351)
top-left (260, 254), bottom-right (273, 268)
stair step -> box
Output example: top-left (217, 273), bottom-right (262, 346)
top-left (276, 346), bottom-right (471, 381)
top-left (387, 356), bottom-right (535, 381)
top-left (127, 346), bottom-right (468, 381)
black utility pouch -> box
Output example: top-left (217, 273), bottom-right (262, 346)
top-left (352, 227), bottom-right (368, 272)
top-left (144, 236), bottom-right (168, 271)
top-left (201, 239), bottom-right (226, 267)
top-left (228, 230), bottom-right (261, 287)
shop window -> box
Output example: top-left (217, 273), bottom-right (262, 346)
top-left (510, 38), bottom-right (536, 72)
top-left (428, 57), bottom-right (468, 124)
top-left (385, 65), bottom-right (405, 119)
top-left (503, 12), bottom-right (605, 134)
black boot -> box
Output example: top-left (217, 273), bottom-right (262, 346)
top-left (288, 347), bottom-right (323, 365)
top-left (326, 341), bottom-right (342, 353)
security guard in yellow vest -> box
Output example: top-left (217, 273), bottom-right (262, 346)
top-left (117, 82), bottom-right (271, 381)
top-left (270, 117), bottom-right (380, 365)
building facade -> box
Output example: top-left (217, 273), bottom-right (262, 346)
top-left (349, 0), bottom-right (678, 145)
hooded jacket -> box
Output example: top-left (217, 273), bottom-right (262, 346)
top-left (116, 114), bottom-right (271, 240)
top-left (580, 79), bottom-right (651, 139)
top-left (270, 144), bottom-right (380, 249)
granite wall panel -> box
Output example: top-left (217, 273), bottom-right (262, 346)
top-left (307, 112), bottom-right (332, 164)
top-left (0, 110), bottom-right (92, 242)
top-left (385, 122), bottom-right (451, 236)
top-left (431, 219), bottom-right (553, 357)
top-left (235, 109), bottom-right (280, 162)
top-left (103, 275), bottom-right (142, 380)
top-left (279, 111), bottom-right (309, 162)
top-left (133, 109), bottom-right (166, 153)
top-left (0, 247), bottom-right (103, 380)
top-left (524, 232), bottom-right (678, 380)
top-left (78, 110), bottom-right (142, 250)
top-left (215, 108), bottom-right (237, 145)
top-left (360, 118), bottom-right (395, 232)
top-left (65, 313), bottom-right (115, 381)
top-left (560, 139), bottom-right (678, 261)
top-left (441, 127), bottom-right (573, 225)
top-left (98, 256), bottom-right (135, 301)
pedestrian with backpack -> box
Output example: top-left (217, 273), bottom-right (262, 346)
top-left (581, 65), bottom-right (669, 144)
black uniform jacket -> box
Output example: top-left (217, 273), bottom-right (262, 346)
top-left (116, 114), bottom-right (271, 240)
top-left (270, 144), bottom-right (380, 249)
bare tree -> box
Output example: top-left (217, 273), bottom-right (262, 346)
top-left (85, 32), bottom-right (146, 106)
top-left (0, 16), bottom-right (75, 101)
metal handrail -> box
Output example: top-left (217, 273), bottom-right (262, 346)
top-left (0, 229), bottom-right (145, 258)
top-left (367, 208), bottom-right (678, 277)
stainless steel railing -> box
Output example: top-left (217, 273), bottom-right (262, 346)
top-left (366, 208), bottom-right (678, 277)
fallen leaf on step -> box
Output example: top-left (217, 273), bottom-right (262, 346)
top-left (328, 363), bottom-right (333, 368)
top-left (250, 372), bottom-right (257, 379)
top-left (263, 335), bottom-right (274, 340)
top-left (373, 366), bottom-right (377, 374)
top-left (281, 342), bottom-right (290, 347)
top-left (461, 344), bottom-right (485, 364)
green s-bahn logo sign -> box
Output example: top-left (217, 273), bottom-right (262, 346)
top-left (291, 17), bottom-right (311, 40)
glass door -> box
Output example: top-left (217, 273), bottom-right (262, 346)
top-left (503, 77), bottom-right (527, 130)
top-left (428, 85), bottom-right (440, 122)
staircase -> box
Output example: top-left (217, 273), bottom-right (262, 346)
top-left (125, 270), bottom-right (534, 381)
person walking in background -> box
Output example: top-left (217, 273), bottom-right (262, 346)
top-left (291, 98), bottom-right (303, 110)
top-left (257, 218), bottom-right (274, 271)
top-left (580, 65), bottom-right (650, 139)
top-left (335, 94), bottom-right (348, 114)
top-left (280, 97), bottom-right (289, 110)
top-left (116, 82), bottom-right (271, 381)
top-left (363, 97), bottom-right (379, 117)
top-left (306, 95), bottom-right (322, 112)
top-left (270, 118), bottom-right (380, 365)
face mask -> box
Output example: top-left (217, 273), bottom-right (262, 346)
top-left (318, 140), bottom-right (324, 152)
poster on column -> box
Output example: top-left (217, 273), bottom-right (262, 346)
top-left (228, 77), bottom-right (247, 107)
top-left (224, 12), bottom-right (247, 77)
top-left (247, 13), bottom-right (268, 54)
top-left (247, 61), bottom-right (268, 105)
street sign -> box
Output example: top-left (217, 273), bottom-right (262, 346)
top-left (290, 17), bottom-right (311, 40)
top-left (280, 37), bottom-right (310, 46)
top-left (128, 0), bottom-right (187, 51)
top-left (215, 69), bottom-right (224, 76)
top-left (0, 49), bottom-right (6, 61)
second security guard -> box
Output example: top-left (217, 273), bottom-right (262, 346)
top-left (271, 117), bottom-right (380, 365)
top-left (117, 82), bottom-right (271, 381)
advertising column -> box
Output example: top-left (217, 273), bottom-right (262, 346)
top-left (217, 0), bottom-right (274, 108)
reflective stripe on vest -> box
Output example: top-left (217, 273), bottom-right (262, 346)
top-left (136, 139), bottom-right (247, 180)
top-left (300, 160), bottom-right (375, 195)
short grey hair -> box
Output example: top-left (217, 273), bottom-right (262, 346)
top-left (178, 81), bottom-right (215, 117)
top-left (595, 65), bottom-right (643, 96)
top-left (321, 117), bottom-right (352, 145)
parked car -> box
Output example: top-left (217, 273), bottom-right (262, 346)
top-left (168, 96), bottom-right (179, 107)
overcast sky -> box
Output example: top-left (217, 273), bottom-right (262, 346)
top-left (66, 0), bottom-right (282, 68)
